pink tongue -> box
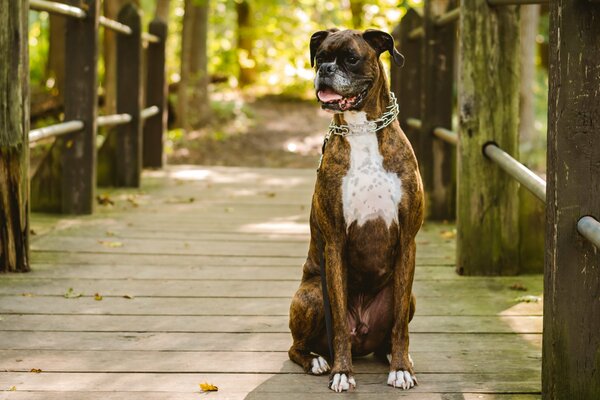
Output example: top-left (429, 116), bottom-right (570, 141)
top-left (318, 89), bottom-right (343, 102)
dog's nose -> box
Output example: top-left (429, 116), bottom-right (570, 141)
top-left (320, 62), bottom-right (336, 76)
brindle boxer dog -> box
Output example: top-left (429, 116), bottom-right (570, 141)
top-left (288, 28), bottom-right (424, 392)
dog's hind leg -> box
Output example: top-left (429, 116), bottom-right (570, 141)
top-left (288, 275), bottom-right (330, 375)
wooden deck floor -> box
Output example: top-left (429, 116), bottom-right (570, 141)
top-left (0, 166), bottom-right (542, 399)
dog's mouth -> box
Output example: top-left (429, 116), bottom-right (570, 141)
top-left (317, 86), bottom-right (369, 112)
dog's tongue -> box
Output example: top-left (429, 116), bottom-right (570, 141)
top-left (318, 89), bottom-right (343, 102)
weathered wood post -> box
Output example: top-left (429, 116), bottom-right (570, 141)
top-left (0, 0), bottom-right (30, 273)
top-left (116, 3), bottom-right (143, 186)
top-left (31, 0), bottom-right (100, 214)
top-left (421, 0), bottom-right (457, 220)
top-left (393, 9), bottom-right (423, 158)
top-left (143, 18), bottom-right (168, 168)
top-left (456, 1), bottom-right (520, 275)
top-left (543, 0), bottom-right (600, 398)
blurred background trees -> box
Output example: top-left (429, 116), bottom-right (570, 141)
top-left (28, 0), bottom-right (549, 171)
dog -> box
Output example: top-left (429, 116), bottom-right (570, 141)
top-left (288, 28), bottom-right (424, 392)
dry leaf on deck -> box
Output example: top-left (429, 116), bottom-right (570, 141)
top-left (98, 240), bottom-right (123, 248)
top-left (200, 382), bottom-right (218, 392)
top-left (96, 194), bottom-right (114, 206)
top-left (509, 283), bottom-right (528, 291)
top-left (123, 294), bottom-right (134, 299)
top-left (21, 293), bottom-right (34, 297)
top-left (440, 230), bottom-right (456, 239)
top-left (9, 386), bottom-right (16, 391)
top-left (94, 293), bottom-right (103, 301)
top-left (515, 295), bottom-right (541, 303)
top-left (64, 288), bottom-right (83, 299)
top-left (30, 368), bottom-right (42, 373)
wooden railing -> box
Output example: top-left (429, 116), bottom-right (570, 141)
top-left (27, 0), bottom-right (168, 214)
top-left (391, 0), bottom-right (600, 398)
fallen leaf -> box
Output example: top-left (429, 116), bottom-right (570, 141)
top-left (64, 288), bottom-right (83, 299)
top-left (165, 197), bottom-right (195, 204)
top-left (509, 283), bottom-right (528, 291)
top-left (440, 230), bottom-right (456, 239)
top-left (200, 382), bottom-right (218, 392)
top-left (94, 293), bottom-right (103, 301)
top-left (30, 368), bottom-right (42, 373)
top-left (21, 293), bottom-right (34, 297)
top-left (98, 240), bottom-right (123, 248)
top-left (123, 294), bottom-right (134, 299)
top-left (126, 195), bottom-right (140, 207)
top-left (30, 229), bottom-right (37, 236)
top-left (9, 386), bottom-right (16, 391)
top-left (105, 231), bottom-right (117, 237)
top-left (265, 192), bottom-right (276, 198)
top-left (515, 295), bottom-right (541, 303)
top-left (96, 194), bottom-right (114, 206)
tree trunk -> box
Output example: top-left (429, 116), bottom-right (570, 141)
top-left (349, 0), bottom-right (364, 29)
top-left (0, 0), bottom-right (30, 273)
top-left (518, 5), bottom-right (540, 144)
top-left (47, 15), bottom-right (66, 104)
top-left (236, 0), bottom-right (256, 87)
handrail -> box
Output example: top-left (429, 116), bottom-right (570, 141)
top-left (433, 127), bottom-right (458, 145)
top-left (29, 120), bottom-right (84, 143)
top-left (99, 16), bottom-right (132, 35)
top-left (141, 106), bottom-right (160, 120)
top-left (97, 113), bottom-right (132, 128)
top-left (408, 27), bottom-right (424, 40)
top-left (577, 216), bottom-right (600, 248)
top-left (406, 118), bottom-right (423, 130)
top-left (435, 8), bottom-right (460, 26)
top-left (29, 0), bottom-right (86, 19)
top-left (483, 143), bottom-right (547, 202)
top-left (142, 33), bottom-right (160, 44)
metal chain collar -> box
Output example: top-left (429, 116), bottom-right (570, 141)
top-left (318, 92), bottom-right (399, 170)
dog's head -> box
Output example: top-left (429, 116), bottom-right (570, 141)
top-left (310, 28), bottom-right (404, 113)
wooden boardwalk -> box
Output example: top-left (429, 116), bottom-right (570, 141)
top-left (0, 166), bottom-right (542, 399)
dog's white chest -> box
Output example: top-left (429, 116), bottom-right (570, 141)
top-left (341, 112), bottom-right (402, 229)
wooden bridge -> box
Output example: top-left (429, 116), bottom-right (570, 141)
top-left (1, 0), bottom-right (599, 399)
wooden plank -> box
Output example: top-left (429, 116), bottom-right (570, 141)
top-left (0, 0), bottom-right (30, 272)
top-left (0, 294), bottom-right (543, 316)
top-left (543, 1), bottom-right (600, 398)
top-left (456, 0), bottom-right (520, 275)
top-left (143, 18), bottom-right (168, 168)
top-left (0, 349), bottom-right (540, 374)
top-left (0, 276), bottom-right (543, 298)
top-left (0, 331), bottom-right (541, 352)
top-left (421, 0), bottom-right (457, 220)
top-left (0, 372), bottom-right (540, 394)
top-left (0, 314), bottom-right (543, 334)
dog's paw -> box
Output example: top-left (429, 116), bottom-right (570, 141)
top-left (310, 356), bottom-right (330, 375)
top-left (387, 370), bottom-right (417, 390)
top-left (329, 373), bottom-right (356, 392)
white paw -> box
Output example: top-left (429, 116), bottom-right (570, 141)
top-left (329, 373), bottom-right (356, 392)
top-left (310, 356), bottom-right (330, 375)
top-left (387, 370), bottom-right (417, 390)
top-left (387, 353), bottom-right (414, 368)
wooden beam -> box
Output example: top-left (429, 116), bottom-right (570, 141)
top-left (456, 0), bottom-right (520, 275)
top-left (143, 18), bottom-right (168, 169)
top-left (543, 0), bottom-right (600, 397)
top-left (421, 0), bottom-right (457, 220)
top-left (0, 0), bottom-right (30, 272)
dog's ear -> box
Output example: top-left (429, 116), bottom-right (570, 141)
top-left (362, 29), bottom-right (405, 67)
top-left (310, 28), bottom-right (338, 68)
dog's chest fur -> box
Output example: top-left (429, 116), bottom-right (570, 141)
top-left (341, 112), bottom-right (402, 229)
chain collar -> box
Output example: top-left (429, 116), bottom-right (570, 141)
top-left (318, 92), bottom-right (399, 171)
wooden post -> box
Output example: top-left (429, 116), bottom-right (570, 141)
top-left (543, 1), bottom-right (600, 398)
top-left (31, 0), bottom-right (99, 214)
top-left (116, 4), bottom-right (143, 186)
top-left (456, 1), bottom-right (520, 275)
top-left (0, 0), bottom-right (30, 273)
top-left (421, 0), bottom-right (457, 220)
top-left (393, 9), bottom-right (423, 157)
top-left (143, 18), bottom-right (168, 168)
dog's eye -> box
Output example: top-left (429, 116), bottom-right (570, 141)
top-left (346, 56), bottom-right (359, 64)
top-left (315, 56), bottom-right (324, 65)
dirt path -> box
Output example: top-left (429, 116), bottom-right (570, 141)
top-left (169, 97), bottom-right (332, 169)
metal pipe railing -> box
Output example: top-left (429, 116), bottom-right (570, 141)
top-left (483, 143), bottom-right (547, 202)
top-left (29, 120), bottom-right (84, 143)
top-left (406, 118), bottom-right (422, 130)
top-left (97, 113), bottom-right (132, 128)
top-left (141, 105), bottom-right (160, 120)
top-left (99, 16), bottom-right (132, 35)
top-left (433, 127), bottom-right (458, 145)
top-left (29, 0), bottom-right (86, 19)
top-left (408, 27), bottom-right (424, 40)
top-left (142, 33), bottom-right (160, 44)
top-left (577, 216), bottom-right (600, 248)
top-left (435, 8), bottom-right (460, 26)
top-left (488, 0), bottom-right (549, 4)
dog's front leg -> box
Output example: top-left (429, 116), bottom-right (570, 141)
top-left (388, 237), bottom-right (417, 390)
top-left (324, 242), bottom-right (355, 392)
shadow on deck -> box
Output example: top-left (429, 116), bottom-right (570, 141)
top-left (0, 166), bottom-right (542, 399)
